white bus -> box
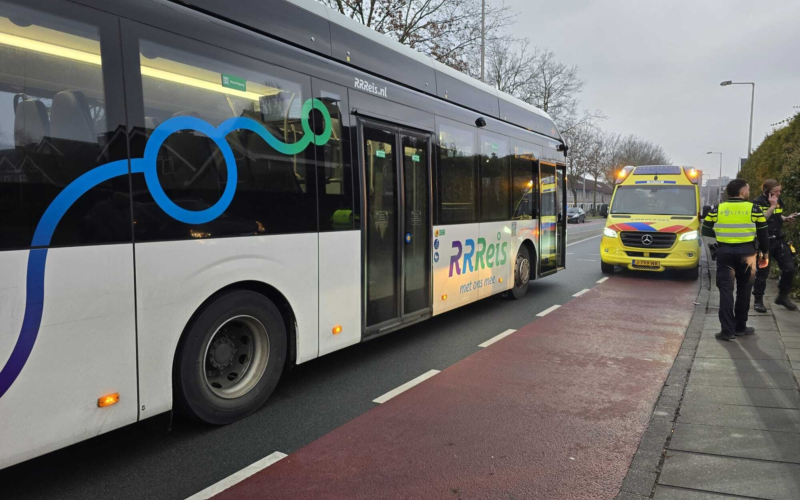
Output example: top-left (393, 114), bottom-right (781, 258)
top-left (0, 0), bottom-right (567, 468)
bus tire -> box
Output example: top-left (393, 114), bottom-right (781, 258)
top-left (174, 290), bottom-right (287, 425)
top-left (601, 261), bottom-right (615, 274)
top-left (509, 244), bottom-right (531, 300)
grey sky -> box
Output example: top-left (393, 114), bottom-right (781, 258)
top-left (504, 0), bottom-right (800, 180)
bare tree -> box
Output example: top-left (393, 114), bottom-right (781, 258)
top-left (600, 134), bottom-right (671, 182)
top-left (563, 123), bottom-right (602, 206)
top-left (318, 0), bottom-right (514, 73)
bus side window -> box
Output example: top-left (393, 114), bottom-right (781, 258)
top-left (312, 80), bottom-right (354, 232)
top-left (0, 1), bottom-right (128, 250)
top-left (479, 131), bottom-right (510, 222)
top-left (437, 118), bottom-right (477, 224)
top-left (126, 30), bottom-right (317, 242)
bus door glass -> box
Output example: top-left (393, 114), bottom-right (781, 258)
top-left (360, 119), bottom-right (431, 331)
top-left (556, 164), bottom-right (567, 269)
top-left (539, 162), bottom-right (558, 276)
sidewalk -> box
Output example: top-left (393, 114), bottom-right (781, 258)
top-left (620, 265), bottom-right (800, 499)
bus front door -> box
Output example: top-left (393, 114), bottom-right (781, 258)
top-left (360, 120), bottom-right (432, 334)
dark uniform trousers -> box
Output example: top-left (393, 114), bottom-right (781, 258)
top-left (716, 244), bottom-right (757, 334)
top-left (753, 239), bottom-right (795, 297)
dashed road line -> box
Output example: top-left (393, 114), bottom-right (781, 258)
top-left (536, 305), bottom-right (561, 317)
top-left (479, 329), bottom-right (516, 348)
top-left (566, 234), bottom-right (602, 247)
top-left (185, 451), bottom-right (287, 500)
top-left (597, 277), bottom-right (610, 283)
top-left (572, 289), bottom-right (591, 297)
top-left (373, 370), bottom-right (440, 404)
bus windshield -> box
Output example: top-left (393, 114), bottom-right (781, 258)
top-left (611, 185), bottom-right (697, 216)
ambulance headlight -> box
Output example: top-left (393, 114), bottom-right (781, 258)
top-left (680, 230), bottom-right (698, 241)
top-left (603, 227), bottom-right (618, 238)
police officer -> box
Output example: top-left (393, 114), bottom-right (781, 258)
top-left (702, 179), bottom-right (770, 341)
top-left (752, 179), bottom-right (798, 312)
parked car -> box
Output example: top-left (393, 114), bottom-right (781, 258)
top-left (567, 207), bottom-right (586, 223)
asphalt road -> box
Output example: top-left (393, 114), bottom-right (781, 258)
top-left (1, 221), bottom-right (607, 500)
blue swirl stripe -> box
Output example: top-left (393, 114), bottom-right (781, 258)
top-left (0, 99), bottom-right (332, 399)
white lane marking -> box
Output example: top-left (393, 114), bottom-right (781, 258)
top-left (373, 370), bottom-right (440, 404)
top-left (566, 234), bottom-right (602, 247)
top-left (576, 259), bottom-right (596, 262)
top-left (185, 451), bottom-right (287, 500)
top-left (573, 289), bottom-right (591, 297)
top-left (597, 277), bottom-right (609, 283)
top-left (537, 305), bottom-right (561, 317)
top-left (479, 329), bottom-right (517, 348)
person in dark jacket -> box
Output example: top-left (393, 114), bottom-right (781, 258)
top-left (752, 179), bottom-right (798, 312)
top-left (702, 179), bottom-right (770, 341)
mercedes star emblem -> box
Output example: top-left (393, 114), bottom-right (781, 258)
top-left (641, 234), bottom-right (654, 246)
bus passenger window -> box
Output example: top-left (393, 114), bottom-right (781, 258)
top-left (437, 119), bottom-right (477, 224)
top-left (512, 146), bottom-right (537, 220)
top-left (314, 85), bottom-right (353, 231)
top-left (130, 37), bottom-right (316, 241)
top-left (479, 132), bottom-right (510, 221)
top-left (0, 3), bottom-right (127, 250)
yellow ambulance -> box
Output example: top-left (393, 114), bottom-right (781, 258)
top-left (600, 165), bottom-right (701, 279)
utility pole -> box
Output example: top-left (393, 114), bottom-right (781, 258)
top-left (480, 0), bottom-right (485, 82)
top-left (720, 81), bottom-right (755, 159)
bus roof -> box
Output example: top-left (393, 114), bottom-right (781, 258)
top-left (173, 0), bottom-right (563, 142)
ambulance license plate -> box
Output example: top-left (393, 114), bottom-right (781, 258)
top-left (633, 260), bottom-right (660, 268)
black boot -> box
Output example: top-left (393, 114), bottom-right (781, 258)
top-left (775, 294), bottom-right (798, 311)
top-left (753, 297), bottom-right (767, 313)
top-left (715, 331), bottom-right (736, 341)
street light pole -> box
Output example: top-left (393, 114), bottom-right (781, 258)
top-left (707, 151), bottom-right (723, 205)
top-left (480, 0), bottom-right (485, 82)
top-left (720, 81), bottom-right (756, 160)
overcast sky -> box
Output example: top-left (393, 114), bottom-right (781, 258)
top-left (504, 0), bottom-right (800, 180)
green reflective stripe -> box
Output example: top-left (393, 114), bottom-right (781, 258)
top-left (715, 223), bottom-right (756, 229)
top-left (775, 207), bottom-right (784, 214)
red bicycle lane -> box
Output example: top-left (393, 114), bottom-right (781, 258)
top-left (215, 276), bottom-right (696, 499)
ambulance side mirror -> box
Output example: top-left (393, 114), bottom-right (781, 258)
top-left (701, 205), bottom-right (711, 219)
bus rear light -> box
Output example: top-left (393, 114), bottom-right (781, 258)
top-left (441, 294), bottom-right (447, 301)
top-left (98, 393), bottom-right (119, 408)
top-left (499, 278), bottom-right (503, 283)
top-left (332, 325), bottom-right (343, 335)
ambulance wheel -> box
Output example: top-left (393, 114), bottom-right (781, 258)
top-left (174, 290), bottom-right (287, 425)
top-left (601, 261), bottom-right (615, 274)
top-left (509, 245), bottom-right (531, 300)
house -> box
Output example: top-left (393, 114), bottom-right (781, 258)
top-left (566, 177), bottom-right (614, 212)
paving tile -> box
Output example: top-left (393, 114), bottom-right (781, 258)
top-left (659, 450), bottom-right (800, 500)
top-left (703, 316), bottom-right (777, 330)
top-left (786, 349), bottom-right (800, 363)
top-left (695, 341), bottom-right (787, 360)
top-left (617, 491), bottom-right (650, 500)
top-left (654, 485), bottom-right (751, 499)
top-left (689, 370), bottom-right (798, 389)
top-left (782, 340), bottom-right (800, 349)
top-left (630, 449), bottom-right (663, 472)
top-left (677, 402), bottom-right (800, 433)
top-left (691, 357), bottom-right (793, 374)
top-left (669, 422), bottom-right (800, 463)
top-left (683, 384), bottom-right (800, 409)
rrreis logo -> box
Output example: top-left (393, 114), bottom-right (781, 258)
top-left (354, 77), bottom-right (388, 98)
top-left (449, 238), bottom-right (508, 277)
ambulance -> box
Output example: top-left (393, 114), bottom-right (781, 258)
top-left (600, 165), bottom-right (701, 279)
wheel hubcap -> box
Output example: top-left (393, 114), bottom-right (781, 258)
top-left (517, 256), bottom-right (530, 286)
top-left (203, 315), bottom-right (270, 399)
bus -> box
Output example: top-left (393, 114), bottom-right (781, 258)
top-left (600, 165), bottom-right (701, 279)
top-left (0, 0), bottom-right (567, 468)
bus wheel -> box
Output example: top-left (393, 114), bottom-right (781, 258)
top-left (601, 261), bottom-right (615, 274)
top-left (174, 290), bottom-right (286, 425)
top-left (509, 245), bottom-right (531, 300)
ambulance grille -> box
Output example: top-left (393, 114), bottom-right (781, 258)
top-left (620, 231), bottom-right (676, 249)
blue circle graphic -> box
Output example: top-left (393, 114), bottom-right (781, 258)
top-left (434, 252), bottom-right (440, 262)
top-left (434, 239), bottom-right (439, 249)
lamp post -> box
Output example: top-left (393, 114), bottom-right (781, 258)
top-left (720, 80), bottom-right (755, 164)
top-left (707, 151), bottom-right (723, 205)
top-left (480, 0), bottom-right (485, 82)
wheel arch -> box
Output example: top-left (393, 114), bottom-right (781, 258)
top-left (172, 280), bottom-right (298, 383)
top-left (520, 238), bottom-right (537, 281)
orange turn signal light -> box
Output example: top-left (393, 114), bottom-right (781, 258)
top-left (442, 294), bottom-right (448, 300)
top-left (499, 278), bottom-right (503, 283)
top-left (98, 393), bottom-right (119, 408)
top-left (332, 325), bottom-right (343, 335)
